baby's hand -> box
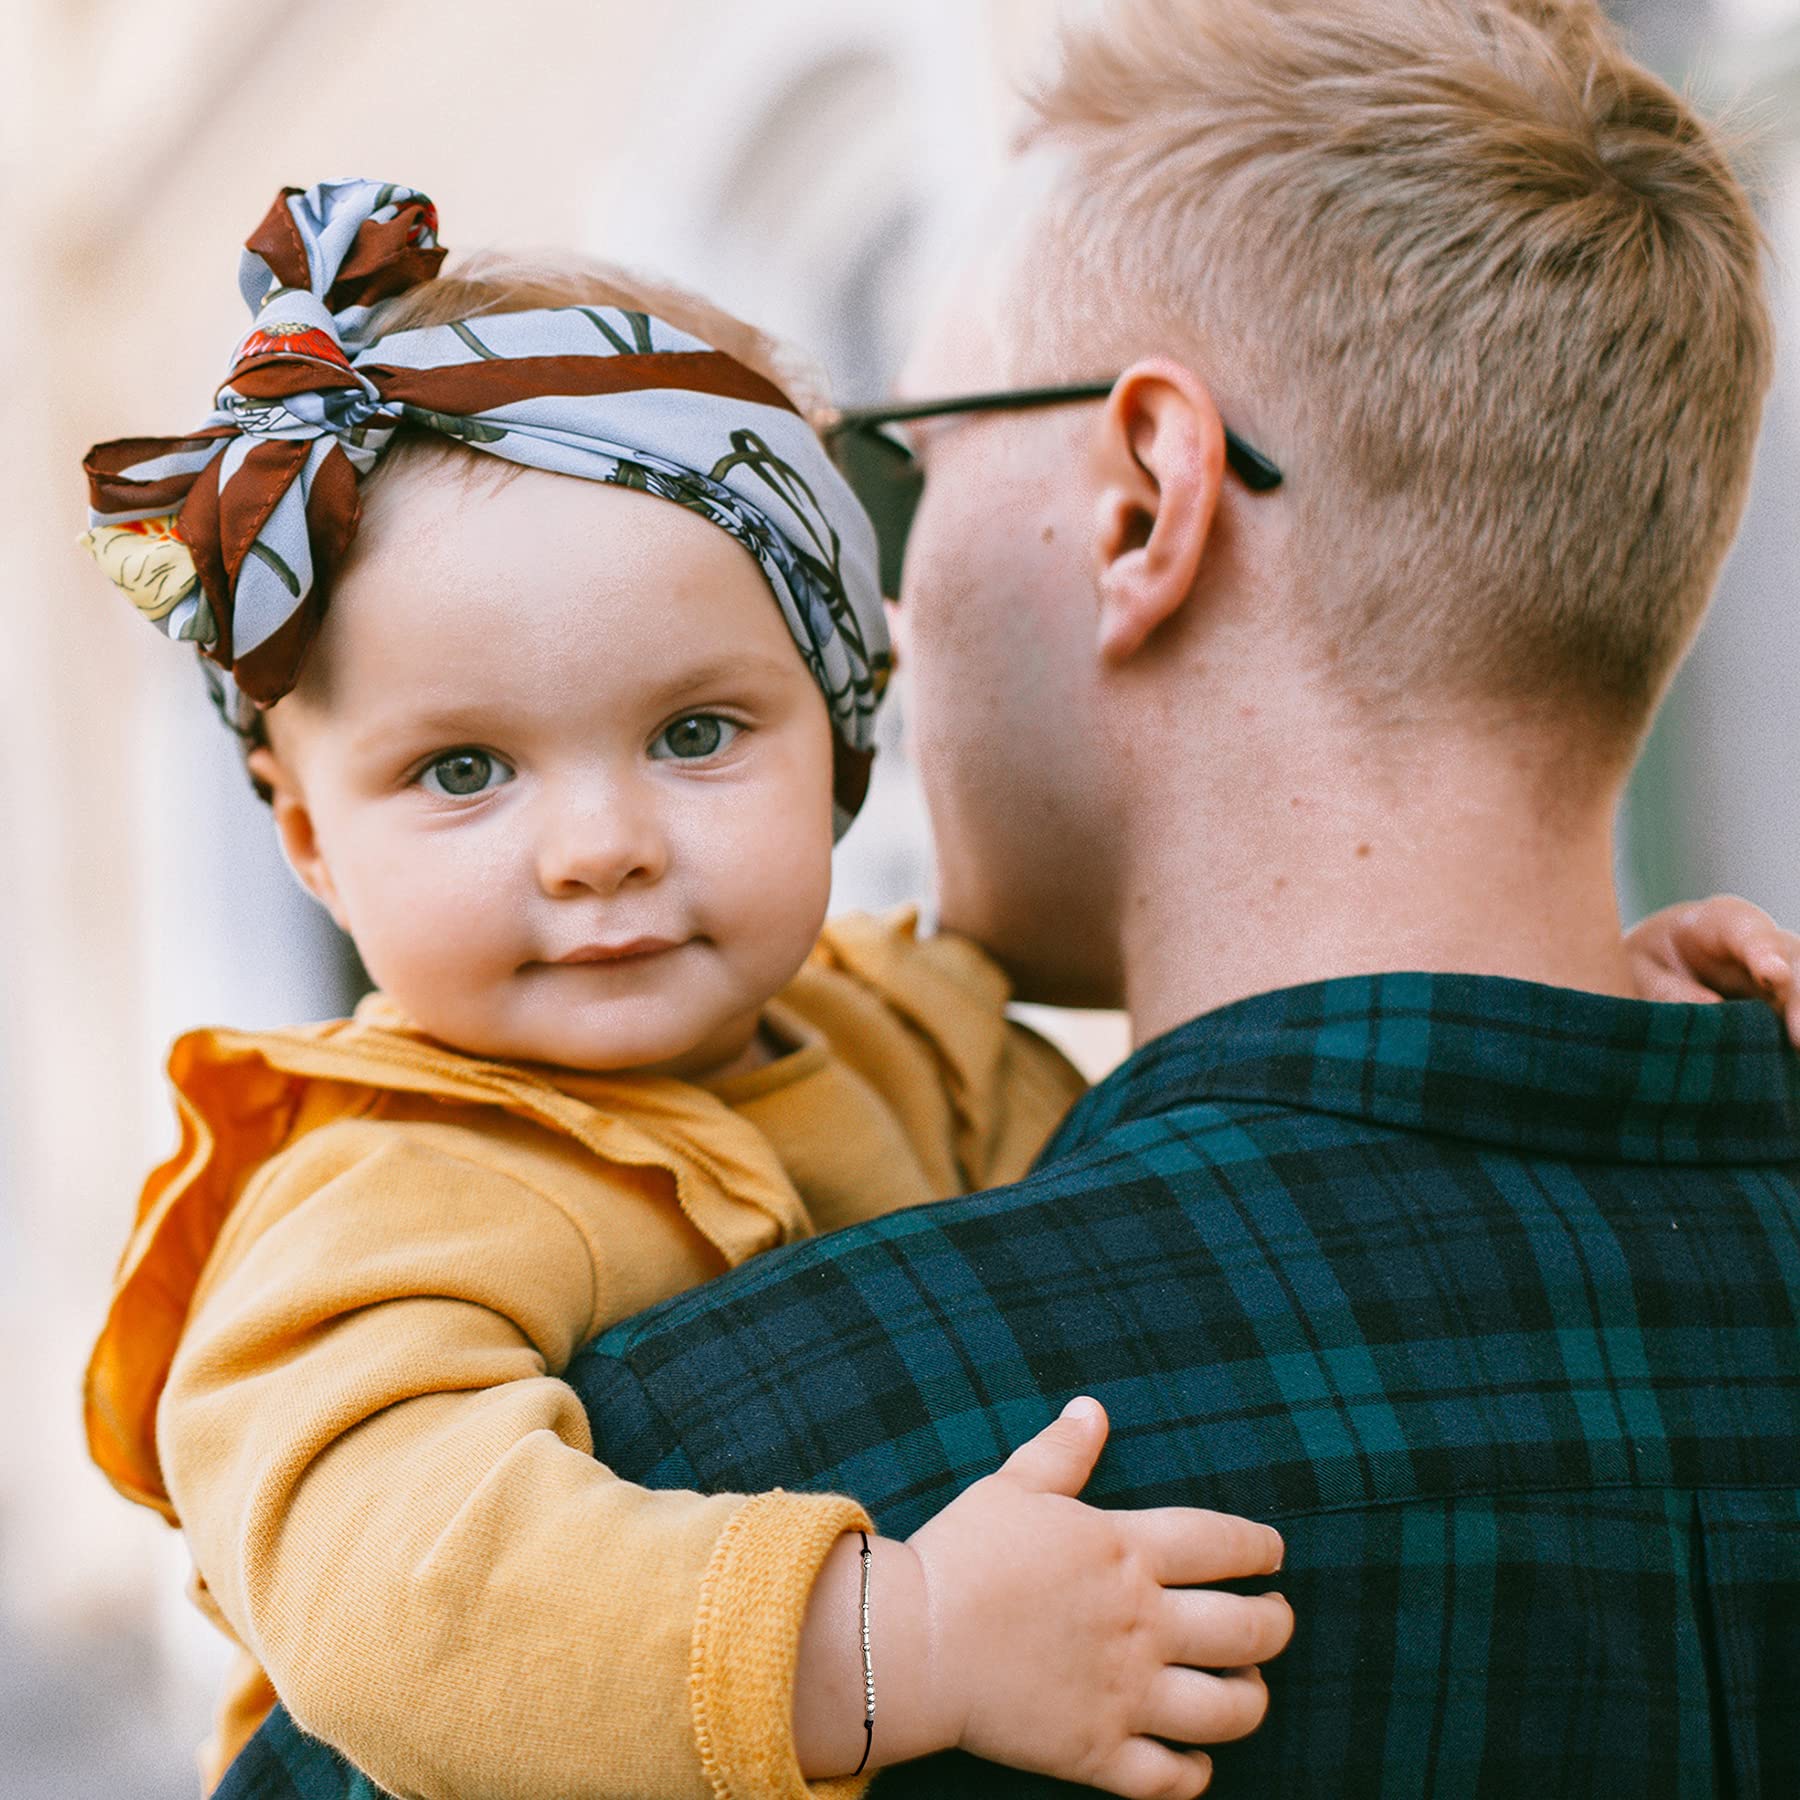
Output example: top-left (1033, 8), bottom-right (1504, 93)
top-left (911, 1397), bottom-right (1289, 1798)
top-left (1626, 895), bottom-right (1800, 1046)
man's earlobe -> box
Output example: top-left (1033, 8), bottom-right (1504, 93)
top-left (1091, 360), bottom-right (1227, 665)
top-left (246, 745), bottom-right (349, 932)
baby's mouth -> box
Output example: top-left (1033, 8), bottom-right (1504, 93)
top-left (542, 935), bottom-right (686, 967)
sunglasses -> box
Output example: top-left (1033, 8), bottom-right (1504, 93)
top-left (822, 379), bottom-right (1284, 597)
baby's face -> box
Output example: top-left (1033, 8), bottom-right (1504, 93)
top-left (255, 459), bottom-right (837, 1078)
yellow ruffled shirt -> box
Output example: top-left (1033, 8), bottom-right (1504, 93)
top-left (85, 910), bottom-right (1085, 1800)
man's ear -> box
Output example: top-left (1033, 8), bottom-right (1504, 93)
top-left (1089, 358), bottom-right (1227, 664)
top-left (245, 745), bottom-right (350, 933)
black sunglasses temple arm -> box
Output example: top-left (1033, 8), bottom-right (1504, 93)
top-left (829, 383), bottom-right (1117, 428)
top-left (827, 383), bottom-right (1282, 492)
top-left (1221, 429), bottom-right (1283, 493)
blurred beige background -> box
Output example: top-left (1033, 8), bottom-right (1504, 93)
top-left (0, 0), bottom-right (1794, 1790)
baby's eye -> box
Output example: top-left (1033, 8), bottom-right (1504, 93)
top-left (419, 749), bottom-right (514, 798)
top-left (650, 715), bottom-right (741, 761)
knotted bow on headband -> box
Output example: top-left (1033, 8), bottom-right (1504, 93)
top-left (81, 179), bottom-right (889, 829)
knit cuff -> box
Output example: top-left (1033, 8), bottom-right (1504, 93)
top-left (690, 1489), bottom-right (876, 1800)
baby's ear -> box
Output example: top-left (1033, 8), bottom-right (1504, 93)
top-left (247, 746), bottom-right (350, 932)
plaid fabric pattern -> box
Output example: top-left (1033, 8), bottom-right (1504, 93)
top-left (217, 974), bottom-right (1800, 1800)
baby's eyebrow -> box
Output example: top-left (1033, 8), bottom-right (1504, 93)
top-left (343, 710), bottom-right (491, 760)
top-left (638, 650), bottom-right (803, 709)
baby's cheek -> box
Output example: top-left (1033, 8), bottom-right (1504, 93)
top-left (341, 846), bottom-right (508, 1002)
top-left (721, 803), bottom-right (834, 975)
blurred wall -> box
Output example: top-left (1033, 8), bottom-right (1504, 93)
top-left (1615, 0), bottom-right (1800, 922)
top-left (0, 0), bottom-right (1794, 1790)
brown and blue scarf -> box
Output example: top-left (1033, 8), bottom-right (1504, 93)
top-left (81, 179), bottom-right (889, 830)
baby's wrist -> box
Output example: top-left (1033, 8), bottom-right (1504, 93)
top-left (793, 1533), bottom-right (951, 1776)
top-left (866, 1534), bottom-right (959, 1765)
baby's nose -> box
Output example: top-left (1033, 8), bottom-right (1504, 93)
top-left (535, 789), bottom-right (669, 896)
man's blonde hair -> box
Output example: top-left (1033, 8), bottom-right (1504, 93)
top-left (1019, 0), bottom-right (1772, 735)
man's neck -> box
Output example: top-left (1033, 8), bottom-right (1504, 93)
top-left (1114, 715), bottom-right (1638, 1048)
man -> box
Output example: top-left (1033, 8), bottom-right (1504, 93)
top-left (569, 0), bottom-right (1799, 1791)
top-left (224, 0), bottom-right (1797, 1795)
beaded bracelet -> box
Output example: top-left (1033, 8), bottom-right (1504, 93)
top-left (852, 1530), bottom-right (876, 1777)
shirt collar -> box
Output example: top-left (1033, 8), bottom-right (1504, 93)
top-left (1047, 972), bottom-right (1800, 1167)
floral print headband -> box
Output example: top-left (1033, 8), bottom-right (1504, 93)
top-left (80, 179), bottom-right (890, 830)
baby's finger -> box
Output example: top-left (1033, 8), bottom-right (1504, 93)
top-left (1091, 1737), bottom-right (1214, 1800)
top-left (1673, 945), bottom-right (1766, 1001)
top-left (1129, 1506), bottom-right (1284, 1585)
top-left (996, 1396), bottom-right (1110, 1495)
top-left (1139, 1663), bottom-right (1271, 1747)
top-left (1691, 898), bottom-right (1787, 998)
top-left (1694, 893), bottom-right (1774, 941)
top-left (1748, 933), bottom-right (1800, 990)
top-left (1738, 930), bottom-right (1800, 1047)
top-left (1634, 964), bottom-right (1719, 1005)
top-left (1163, 1586), bottom-right (1294, 1670)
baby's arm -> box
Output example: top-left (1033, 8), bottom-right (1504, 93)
top-left (160, 1122), bottom-right (865, 1800)
top-left (1625, 894), bottom-right (1800, 1044)
top-left (166, 1120), bottom-right (1289, 1800)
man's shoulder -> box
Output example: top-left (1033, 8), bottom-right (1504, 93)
top-left (572, 1062), bottom-right (1800, 1527)
top-left (583, 1041), bottom-right (1800, 1385)
top-left (595, 1088), bottom-right (1310, 1348)
top-left (565, 1088), bottom-right (1395, 1494)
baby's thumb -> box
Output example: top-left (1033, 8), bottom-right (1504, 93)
top-left (1000, 1397), bottom-right (1109, 1495)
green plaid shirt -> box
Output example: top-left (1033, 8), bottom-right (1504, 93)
top-left (221, 974), bottom-right (1800, 1800)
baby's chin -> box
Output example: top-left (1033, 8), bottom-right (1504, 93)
top-left (399, 989), bottom-right (767, 1084)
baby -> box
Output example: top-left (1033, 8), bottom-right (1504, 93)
top-left (80, 181), bottom-right (1293, 1800)
top-left (81, 180), bottom-right (1800, 1800)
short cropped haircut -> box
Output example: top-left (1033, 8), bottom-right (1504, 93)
top-left (1017, 0), bottom-right (1773, 737)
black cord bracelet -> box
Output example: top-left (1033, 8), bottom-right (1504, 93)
top-left (852, 1530), bottom-right (875, 1777)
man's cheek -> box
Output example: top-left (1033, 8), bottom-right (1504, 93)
top-left (904, 697), bottom-right (955, 823)
top-left (922, 749), bottom-right (1006, 906)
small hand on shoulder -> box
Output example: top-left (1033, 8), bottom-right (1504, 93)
top-left (794, 1398), bottom-right (1291, 1798)
top-left (1626, 894), bottom-right (1800, 1046)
